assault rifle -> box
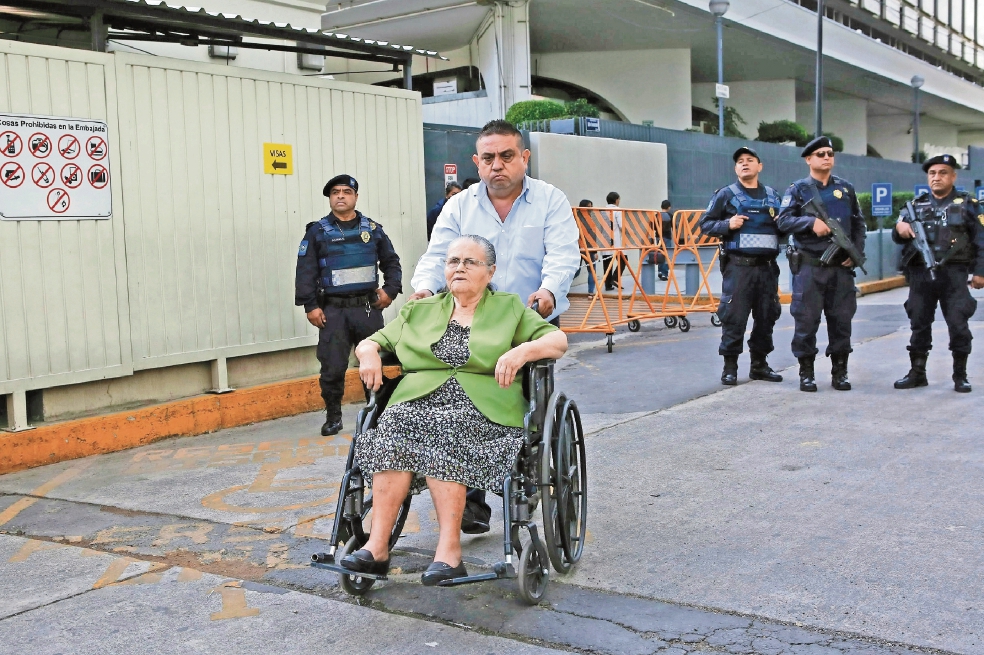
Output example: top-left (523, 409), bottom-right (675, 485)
top-left (804, 186), bottom-right (867, 274)
top-left (902, 201), bottom-right (937, 281)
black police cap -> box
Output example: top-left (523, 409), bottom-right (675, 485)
top-left (800, 136), bottom-right (834, 157)
top-left (921, 153), bottom-right (960, 172)
top-left (323, 174), bottom-right (359, 196)
top-left (733, 146), bottom-right (760, 162)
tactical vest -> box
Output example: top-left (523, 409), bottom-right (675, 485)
top-left (723, 183), bottom-right (782, 256)
top-left (911, 193), bottom-right (973, 264)
top-left (313, 214), bottom-right (379, 295)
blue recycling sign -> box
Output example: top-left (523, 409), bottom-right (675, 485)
top-left (871, 183), bottom-right (893, 217)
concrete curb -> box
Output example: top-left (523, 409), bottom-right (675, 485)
top-left (856, 275), bottom-right (906, 295)
top-left (0, 366), bottom-right (399, 475)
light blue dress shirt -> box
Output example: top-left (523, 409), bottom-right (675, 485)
top-left (411, 176), bottom-right (581, 320)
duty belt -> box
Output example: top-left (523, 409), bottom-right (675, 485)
top-left (729, 254), bottom-right (775, 267)
top-left (322, 292), bottom-right (376, 308)
top-left (799, 253), bottom-right (838, 267)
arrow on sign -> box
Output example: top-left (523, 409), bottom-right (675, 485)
top-left (272, 161), bottom-right (286, 170)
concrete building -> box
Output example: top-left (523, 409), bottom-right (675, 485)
top-left (322, 0), bottom-right (984, 163)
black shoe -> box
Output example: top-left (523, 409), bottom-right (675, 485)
top-left (658, 274), bottom-right (669, 281)
top-left (749, 352), bottom-right (783, 382)
top-left (953, 352), bottom-right (972, 393)
top-left (894, 352), bottom-right (928, 389)
top-left (830, 353), bottom-right (851, 391)
top-left (321, 418), bottom-right (343, 436)
top-left (461, 500), bottom-right (491, 535)
top-left (340, 549), bottom-right (389, 576)
top-left (421, 561), bottom-right (467, 587)
top-left (798, 356), bottom-right (817, 392)
top-left (721, 355), bottom-right (739, 386)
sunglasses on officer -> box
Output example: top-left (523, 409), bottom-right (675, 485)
top-left (812, 150), bottom-right (835, 159)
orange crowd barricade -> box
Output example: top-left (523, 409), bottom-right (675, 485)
top-left (563, 206), bottom-right (689, 351)
top-left (669, 209), bottom-right (722, 322)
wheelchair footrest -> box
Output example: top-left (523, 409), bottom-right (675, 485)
top-left (310, 561), bottom-right (388, 581)
top-left (436, 560), bottom-right (516, 587)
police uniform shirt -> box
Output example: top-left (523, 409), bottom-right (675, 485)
top-left (699, 184), bottom-right (770, 237)
top-left (894, 189), bottom-right (984, 277)
top-left (777, 175), bottom-right (866, 256)
top-left (294, 211), bottom-right (403, 312)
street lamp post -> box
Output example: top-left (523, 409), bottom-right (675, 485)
top-left (911, 75), bottom-right (924, 164)
top-left (815, 0), bottom-right (824, 137)
top-left (709, 0), bottom-right (729, 137)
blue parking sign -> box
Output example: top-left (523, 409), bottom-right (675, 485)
top-left (915, 184), bottom-right (930, 196)
top-left (871, 183), bottom-right (893, 217)
top-left (976, 186), bottom-right (984, 202)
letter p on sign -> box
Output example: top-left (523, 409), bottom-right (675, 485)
top-left (871, 182), bottom-right (892, 217)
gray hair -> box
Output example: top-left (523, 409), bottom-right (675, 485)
top-left (449, 234), bottom-right (496, 267)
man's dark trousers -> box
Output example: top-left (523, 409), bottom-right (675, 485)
top-left (317, 304), bottom-right (384, 415)
top-left (905, 264), bottom-right (978, 354)
top-left (717, 260), bottom-right (782, 355)
top-left (790, 264), bottom-right (857, 358)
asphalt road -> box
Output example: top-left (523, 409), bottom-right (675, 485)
top-left (0, 286), bottom-right (982, 654)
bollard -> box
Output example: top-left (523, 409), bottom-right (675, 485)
top-left (685, 263), bottom-right (701, 297)
top-left (641, 253), bottom-right (656, 295)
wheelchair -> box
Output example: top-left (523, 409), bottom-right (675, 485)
top-left (311, 358), bottom-right (587, 604)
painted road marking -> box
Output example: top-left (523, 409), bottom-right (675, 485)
top-left (0, 462), bottom-right (91, 526)
top-left (92, 557), bottom-right (138, 589)
top-left (210, 581), bottom-right (259, 620)
top-left (7, 539), bottom-right (67, 563)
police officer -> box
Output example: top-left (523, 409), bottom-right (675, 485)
top-left (699, 146), bottom-right (784, 385)
top-left (295, 175), bottom-right (402, 435)
top-left (893, 154), bottom-right (984, 392)
top-left (777, 137), bottom-right (866, 392)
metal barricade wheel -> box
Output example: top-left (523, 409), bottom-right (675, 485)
top-left (517, 539), bottom-right (548, 604)
top-left (627, 320), bottom-right (641, 332)
top-left (337, 535), bottom-right (375, 596)
top-left (664, 316), bottom-right (678, 329)
top-left (678, 317), bottom-right (691, 332)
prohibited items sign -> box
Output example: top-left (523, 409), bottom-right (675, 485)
top-left (0, 113), bottom-right (111, 220)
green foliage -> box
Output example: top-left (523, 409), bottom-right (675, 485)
top-left (707, 99), bottom-right (747, 138)
top-left (823, 132), bottom-right (845, 153)
top-left (757, 120), bottom-right (809, 146)
top-left (856, 191), bottom-right (914, 230)
top-left (912, 150), bottom-right (927, 164)
top-left (563, 98), bottom-right (600, 118)
top-left (505, 98), bottom-right (600, 124)
top-left (505, 100), bottom-right (566, 124)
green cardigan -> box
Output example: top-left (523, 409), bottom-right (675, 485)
top-left (368, 290), bottom-right (558, 427)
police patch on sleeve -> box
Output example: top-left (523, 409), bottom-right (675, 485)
top-left (780, 194), bottom-right (792, 209)
top-left (978, 214), bottom-right (984, 227)
top-left (706, 197), bottom-right (715, 212)
top-left (298, 240), bottom-right (308, 256)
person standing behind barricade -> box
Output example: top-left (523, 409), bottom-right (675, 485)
top-left (658, 200), bottom-right (672, 280)
top-left (408, 119), bottom-right (580, 535)
top-left (777, 137), bottom-right (867, 392)
top-left (427, 181), bottom-right (462, 241)
top-left (892, 154), bottom-right (984, 392)
top-left (698, 146), bottom-right (784, 386)
top-left (604, 191), bottom-right (625, 291)
top-left (295, 175), bottom-right (403, 436)
top-left (578, 199), bottom-right (600, 296)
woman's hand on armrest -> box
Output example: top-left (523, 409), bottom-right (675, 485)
top-left (356, 339), bottom-right (384, 391)
top-left (494, 330), bottom-right (568, 389)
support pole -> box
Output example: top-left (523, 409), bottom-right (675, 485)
top-left (815, 0), bottom-right (824, 137)
top-left (5, 391), bottom-right (34, 432)
top-left (913, 87), bottom-right (921, 163)
top-left (91, 10), bottom-right (107, 52)
top-left (716, 15), bottom-right (725, 138)
top-left (209, 358), bottom-right (234, 394)
top-left (403, 58), bottom-right (413, 91)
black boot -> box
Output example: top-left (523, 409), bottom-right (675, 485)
top-left (953, 352), bottom-right (972, 393)
top-left (749, 352), bottom-right (783, 382)
top-left (798, 356), bottom-right (817, 392)
top-left (830, 353), bottom-right (851, 390)
top-left (721, 355), bottom-right (739, 386)
top-left (894, 352), bottom-right (928, 389)
top-left (321, 407), bottom-right (343, 436)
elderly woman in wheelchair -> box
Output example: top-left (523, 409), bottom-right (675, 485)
top-left (345, 234), bottom-right (568, 587)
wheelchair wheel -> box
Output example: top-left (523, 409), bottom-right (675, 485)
top-left (337, 535), bottom-right (375, 596)
top-left (627, 319), bottom-right (641, 332)
top-left (678, 317), bottom-right (691, 332)
top-left (710, 314), bottom-right (722, 327)
top-left (517, 539), bottom-right (548, 605)
top-left (555, 399), bottom-right (587, 566)
top-left (664, 316), bottom-right (678, 329)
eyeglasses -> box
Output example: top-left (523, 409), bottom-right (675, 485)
top-left (443, 257), bottom-right (488, 269)
top-left (813, 150), bottom-right (835, 158)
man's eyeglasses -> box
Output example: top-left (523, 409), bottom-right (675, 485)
top-left (443, 257), bottom-right (488, 269)
top-left (813, 150), bottom-right (835, 159)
